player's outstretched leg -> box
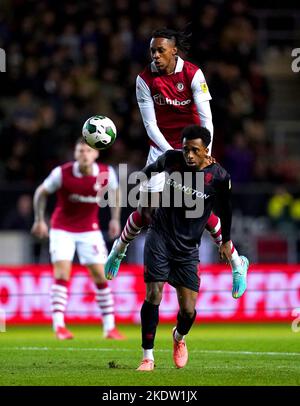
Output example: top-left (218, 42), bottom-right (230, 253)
top-left (232, 255), bottom-right (249, 299)
top-left (105, 210), bottom-right (145, 279)
top-left (205, 213), bottom-right (250, 298)
top-left (173, 327), bottom-right (188, 368)
top-left (136, 300), bottom-right (159, 371)
top-left (50, 279), bottom-right (74, 340)
top-left (95, 282), bottom-right (125, 340)
top-left (172, 310), bottom-right (196, 369)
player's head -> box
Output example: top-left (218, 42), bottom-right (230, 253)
top-left (74, 137), bottom-right (99, 167)
top-left (150, 28), bottom-right (190, 74)
top-left (181, 126), bottom-right (211, 168)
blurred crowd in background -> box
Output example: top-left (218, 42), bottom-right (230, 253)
top-left (0, 0), bottom-right (299, 262)
top-left (0, 0), bottom-right (272, 183)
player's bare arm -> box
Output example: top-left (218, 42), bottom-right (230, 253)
top-left (31, 185), bottom-right (50, 239)
top-left (215, 178), bottom-right (233, 264)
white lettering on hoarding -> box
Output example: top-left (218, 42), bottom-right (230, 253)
top-left (20, 274), bottom-right (52, 318)
top-left (265, 273), bottom-right (289, 316)
top-left (68, 274), bottom-right (98, 318)
top-left (0, 274), bottom-right (19, 319)
top-left (244, 273), bottom-right (265, 316)
top-left (112, 275), bottom-right (139, 321)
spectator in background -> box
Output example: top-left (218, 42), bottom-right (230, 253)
top-left (223, 132), bottom-right (254, 183)
top-left (2, 194), bottom-right (33, 231)
top-left (290, 197), bottom-right (300, 230)
top-left (267, 187), bottom-right (294, 233)
top-left (0, 1), bottom-right (263, 181)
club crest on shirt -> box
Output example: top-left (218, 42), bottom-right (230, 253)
top-left (176, 82), bottom-right (184, 92)
top-left (204, 172), bottom-right (213, 185)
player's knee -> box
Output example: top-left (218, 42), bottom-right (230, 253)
top-left (53, 268), bottom-right (70, 281)
top-left (146, 284), bottom-right (163, 305)
top-left (179, 307), bottom-right (195, 320)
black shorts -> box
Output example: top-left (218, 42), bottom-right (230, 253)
top-left (144, 229), bottom-right (200, 293)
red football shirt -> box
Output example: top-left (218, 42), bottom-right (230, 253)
top-left (136, 56), bottom-right (212, 150)
top-left (43, 162), bottom-right (117, 232)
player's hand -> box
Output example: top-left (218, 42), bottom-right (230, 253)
top-left (31, 220), bottom-right (49, 239)
top-left (108, 219), bottom-right (121, 240)
top-left (219, 241), bottom-right (232, 264)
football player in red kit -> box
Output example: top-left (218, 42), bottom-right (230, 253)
top-left (31, 138), bottom-right (124, 340)
top-left (105, 28), bottom-right (249, 299)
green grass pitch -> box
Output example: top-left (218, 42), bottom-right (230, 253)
top-left (0, 323), bottom-right (299, 386)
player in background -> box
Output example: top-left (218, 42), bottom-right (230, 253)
top-left (108, 126), bottom-right (248, 371)
top-left (31, 138), bottom-right (124, 340)
top-left (105, 28), bottom-right (249, 293)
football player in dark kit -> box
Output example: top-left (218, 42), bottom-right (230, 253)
top-left (107, 125), bottom-right (248, 371)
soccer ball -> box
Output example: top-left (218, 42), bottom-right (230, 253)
top-left (82, 115), bottom-right (117, 150)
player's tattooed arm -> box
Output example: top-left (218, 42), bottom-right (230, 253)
top-left (31, 185), bottom-right (50, 238)
top-left (33, 185), bottom-right (49, 222)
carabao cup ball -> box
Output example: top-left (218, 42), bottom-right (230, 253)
top-left (82, 115), bottom-right (117, 150)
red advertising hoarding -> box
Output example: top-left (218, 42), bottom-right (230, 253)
top-left (0, 264), bottom-right (299, 324)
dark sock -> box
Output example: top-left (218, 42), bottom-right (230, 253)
top-left (176, 310), bottom-right (196, 336)
top-left (140, 300), bottom-right (159, 349)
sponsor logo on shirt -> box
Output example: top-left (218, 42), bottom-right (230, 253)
top-left (153, 93), bottom-right (166, 105)
top-left (69, 194), bottom-right (100, 203)
top-left (153, 93), bottom-right (191, 106)
top-left (166, 178), bottom-right (209, 199)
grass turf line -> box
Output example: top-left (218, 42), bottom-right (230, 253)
top-left (0, 324), bottom-right (299, 386)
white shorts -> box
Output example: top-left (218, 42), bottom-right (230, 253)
top-left (49, 229), bottom-right (108, 265)
top-left (139, 146), bottom-right (166, 193)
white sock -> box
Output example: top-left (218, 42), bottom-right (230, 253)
top-left (230, 243), bottom-right (243, 269)
top-left (95, 285), bottom-right (115, 333)
top-left (103, 314), bottom-right (115, 333)
top-left (53, 312), bottom-right (65, 330)
top-left (50, 283), bottom-right (68, 331)
top-left (143, 349), bottom-right (154, 361)
top-left (115, 238), bottom-right (128, 253)
top-left (174, 329), bottom-right (185, 342)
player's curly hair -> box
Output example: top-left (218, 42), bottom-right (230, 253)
top-left (152, 28), bottom-right (191, 53)
top-left (181, 125), bottom-right (211, 147)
